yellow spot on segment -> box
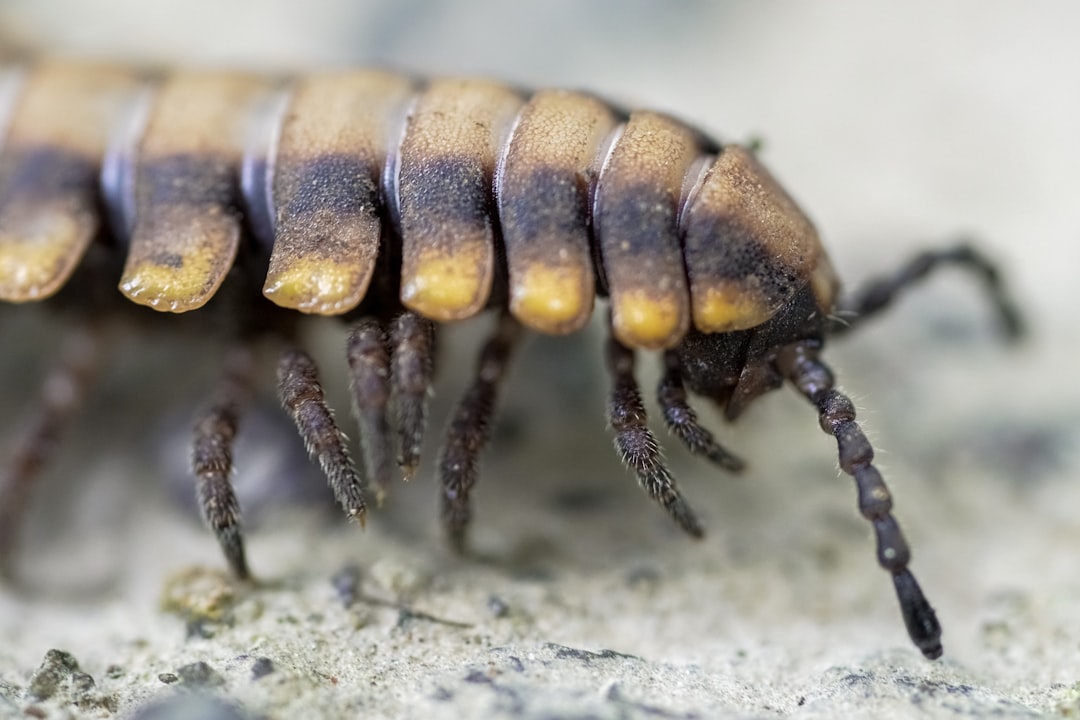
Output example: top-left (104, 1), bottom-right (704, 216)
top-left (613, 289), bottom-right (684, 350)
top-left (120, 207), bottom-right (240, 313)
top-left (120, 248), bottom-right (224, 313)
top-left (401, 248), bottom-right (486, 321)
top-left (0, 216), bottom-right (87, 301)
top-left (511, 264), bottom-right (589, 334)
top-left (264, 256), bottom-right (366, 315)
top-left (693, 285), bottom-right (774, 332)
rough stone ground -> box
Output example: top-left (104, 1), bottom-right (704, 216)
top-left (1, 2), bottom-right (1078, 718)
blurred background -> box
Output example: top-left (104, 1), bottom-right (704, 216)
top-left (1, 2), bottom-right (1078, 717)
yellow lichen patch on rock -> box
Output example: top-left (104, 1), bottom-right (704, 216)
top-left (160, 566), bottom-right (240, 623)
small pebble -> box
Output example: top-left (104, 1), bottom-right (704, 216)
top-left (176, 661), bottom-right (224, 688)
top-left (28, 649), bottom-right (81, 700)
top-left (487, 595), bottom-right (510, 618)
top-left (251, 657), bottom-right (275, 680)
top-left (330, 564), bottom-right (363, 607)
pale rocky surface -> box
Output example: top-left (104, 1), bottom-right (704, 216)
top-left (1, 2), bottom-right (1079, 718)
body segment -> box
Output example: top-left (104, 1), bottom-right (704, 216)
top-left (498, 89), bottom-right (616, 334)
top-left (395, 78), bottom-right (523, 321)
top-left (683, 145), bottom-right (834, 332)
top-left (119, 72), bottom-right (275, 312)
top-left (0, 62), bottom-right (141, 302)
top-left (262, 71), bottom-right (413, 315)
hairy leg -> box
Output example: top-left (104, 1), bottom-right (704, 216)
top-left (192, 345), bottom-right (255, 579)
top-left (657, 350), bottom-right (745, 473)
top-left (390, 312), bottom-right (436, 482)
top-left (439, 312), bottom-right (521, 552)
top-left (0, 321), bottom-right (102, 578)
top-left (347, 318), bottom-right (394, 503)
top-left (828, 242), bottom-right (1022, 339)
top-left (278, 348), bottom-right (367, 525)
top-left (607, 337), bottom-right (703, 538)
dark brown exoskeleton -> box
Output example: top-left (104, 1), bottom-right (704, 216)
top-left (0, 60), bottom-right (1022, 659)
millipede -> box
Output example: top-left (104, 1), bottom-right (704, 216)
top-left (0, 59), bottom-right (1024, 659)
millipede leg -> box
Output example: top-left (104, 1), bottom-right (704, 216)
top-left (607, 337), bottom-right (703, 538)
top-left (192, 346), bottom-right (254, 580)
top-left (776, 340), bottom-right (943, 659)
top-left (657, 351), bottom-right (745, 473)
top-left (439, 313), bottom-right (521, 553)
top-left (390, 312), bottom-right (436, 481)
top-left (347, 318), bottom-right (393, 504)
top-left (0, 322), bottom-right (102, 578)
top-left (277, 348), bottom-right (367, 525)
top-left (828, 242), bottom-right (1023, 339)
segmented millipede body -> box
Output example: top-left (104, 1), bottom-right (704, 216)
top-left (0, 59), bottom-right (1024, 659)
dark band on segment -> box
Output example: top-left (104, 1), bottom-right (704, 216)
top-left (595, 112), bottom-right (700, 350)
top-left (0, 62), bottom-right (142, 301)
top-left (499, 89), bottom-right (618, 334)
top-left (120, 72), bottom-right (275, 312)
top-left (682, 145), bottom-right (826, 333)
top-left (263, 71), bottom-right (415, 315)
top-left (396, 79), bottom-right (524, 321)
